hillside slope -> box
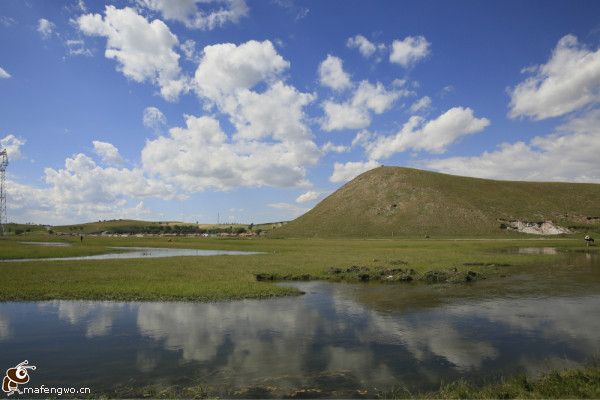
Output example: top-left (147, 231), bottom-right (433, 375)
top-left (272, 167), bottom-right (600, 238)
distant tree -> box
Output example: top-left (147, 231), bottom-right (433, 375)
top-left (248, 223), bottom-right (254, 231)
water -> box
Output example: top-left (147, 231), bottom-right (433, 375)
top-left (19, 241), bottom-right (72, 247)
top-left (1, 247), bottom-right (261, 262)
top-left (0, 250), bottom-right (599, 397)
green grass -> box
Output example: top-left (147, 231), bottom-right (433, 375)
top-left (272, 166), bottom-right (600, 238)
top-left (0, 234), bottom-right (593, 301)
top-left (379, 366), bottom-right (600, 399)
top-left (98, 366), bottom-right (600, 398)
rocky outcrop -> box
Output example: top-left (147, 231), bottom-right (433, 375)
top-left (499, 220), bottom-right (571, 235)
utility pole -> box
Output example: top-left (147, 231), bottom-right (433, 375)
top-left (0, 148), bottom-right (8, 235)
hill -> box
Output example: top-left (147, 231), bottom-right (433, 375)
top-left (272, 167), bottom-right (600, 238)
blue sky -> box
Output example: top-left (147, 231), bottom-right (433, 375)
top-left (1, 0), bottom-right (600, 225)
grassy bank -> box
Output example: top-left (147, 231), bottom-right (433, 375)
top-left (0, 234), bottom-right (594, 301)
top-left (386, 366), bottom-right (600, 399)
top-left (104, 365), bottom-right (600, 398)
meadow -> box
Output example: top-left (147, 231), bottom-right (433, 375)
top-left (0, 233), bottom-right (591, 301)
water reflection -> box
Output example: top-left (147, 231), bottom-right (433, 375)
top-left (0, 281), bottom-right (599, 396)
top-left (1, 247), bottom-right (261, 262)
top-left (0, 313), bottom-right (10, 340)
top-left (517, 247), bottom-right (559, 255)
top-left (20, 241), bottom-right (72, 247)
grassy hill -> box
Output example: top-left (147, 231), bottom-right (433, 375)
top-left (272, 166), bottom-right (600, 238)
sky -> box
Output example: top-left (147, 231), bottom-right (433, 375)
top-left (1, 0), bottom-right (600, 225)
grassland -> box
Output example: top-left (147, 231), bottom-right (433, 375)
top-left (273, 166), bottom-right (600, 238)
top-left (0, 233), bottom-right (593, 301)
top-left (105, 365), bottom-right (600, 398)
top-left (52, 218), bottom-right (284, 234)
top-left (381, 366), bottom-right (600, 399)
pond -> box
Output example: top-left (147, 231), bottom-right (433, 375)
top-left (1, 247), bottom-right (262, 262)
top-left (0, 251), bottom-right (599, 398)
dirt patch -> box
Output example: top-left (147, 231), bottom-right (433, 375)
top-left (499, 220), bottom-right (571, 235)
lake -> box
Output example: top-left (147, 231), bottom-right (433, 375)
top-left (0, 250), bottom-right (598, 398)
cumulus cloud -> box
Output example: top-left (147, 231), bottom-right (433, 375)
top-left (425, 108), bottom-right (600, 183)
top-left (141, 114), bottom-right (318, 191)
top-left (194, 40), bottom-right (289, 105)
top-left (330, 160), bottom-right (380, 183)
top-left (77, 6), bottom-right (187, 101)
top-left (295, 190), bottom-right (321, 203)
top-left (508, 35), bottom-right (600, 120)
top-left (45, 153), bottom-right (176, 201)
top-left (409, 95), bottom-right (431, 113)
top-left (0, 134), bottom-right (25, 160)
top-left (321, 81), bottom-right (405, 131)
top-left (7, 179), bottom-right (155, 225)
top-left (389, 35), bottom-right (430, 67)
top-left (148, 40), bottom-right (319, 191)
top-left (6, 149), bottom-right (180, 224)
top-left (136, 0), bottom-right (248, 30)
top-left (346, 34), bottom-right (384, 58)
top-left (37, 18), bottom-right (55, 39)
top-left (318, 55), bottom-right (352, 91)
top-left (364, 107), bottom-right (490, 159)
top-left (142, 106), bottom-right (167, 133)
top-left (227, 81), bottom-right (316, 142)
top-left (92, 140), bottom-right (124, 165)
top-left (321, 141), bottom-right (350, 154)
top-left (0, 66), bottom-right (10, 79)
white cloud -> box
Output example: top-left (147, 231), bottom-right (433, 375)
top-left (365, 107), bottom-right (490, 159)
top-left (409, 95), bottom-right (431, 113)
top-left (318, 55), bottom-right (352, 91)
top-left (0, 16), bottom-right (16, 27)
top-left (142, 106), bottom-right (167, 133)
top-left (321, 141), bottom-right (349, 154)
top-left (65, 39), bottom-right (92, 57)
top-left (321, 101), bottom-right (370, 131)
top-left (45, 153), bottom-right (175, 201)
top-left (37, 18), bottom-right (55, 39)
top-left (330, 160), bottom-right (380, 183)
top-left (227, 81), bottom-right (316, 142)
top-left (0, 134), bottom-right (25, 160)
top-left (77, 6), bottom-right (187, 101)
top-left (136, 0), bottom-right (248, 30)
top-left (389, 35), bottom-right (430, 67)
top-left (0, 67), bottom-right (10, 79)
top-left (425, 108), bottom-right (600, 183)
top-left (508, 35), bottom-right (600, 120)
top-left (295, 190), bottom-right (321, 203)
top-left (321, 81), bottom-right (404, 131)
top-left (180, 39), bottom-right (198, 61)
top-left (141, 114), bottom-right (318, 191)
top-left (176, 40), bottom-right (319, 190)
top-left (7, 179), bottom-right (156, 225)
top-left (92, 140), bottom-right (124, 166)
top-left (346, 35), bottom-right (379, 58)
top-left (6, 150), bottom-right (180, 224)
top-left (194, 40), bottom-right (289, 105)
